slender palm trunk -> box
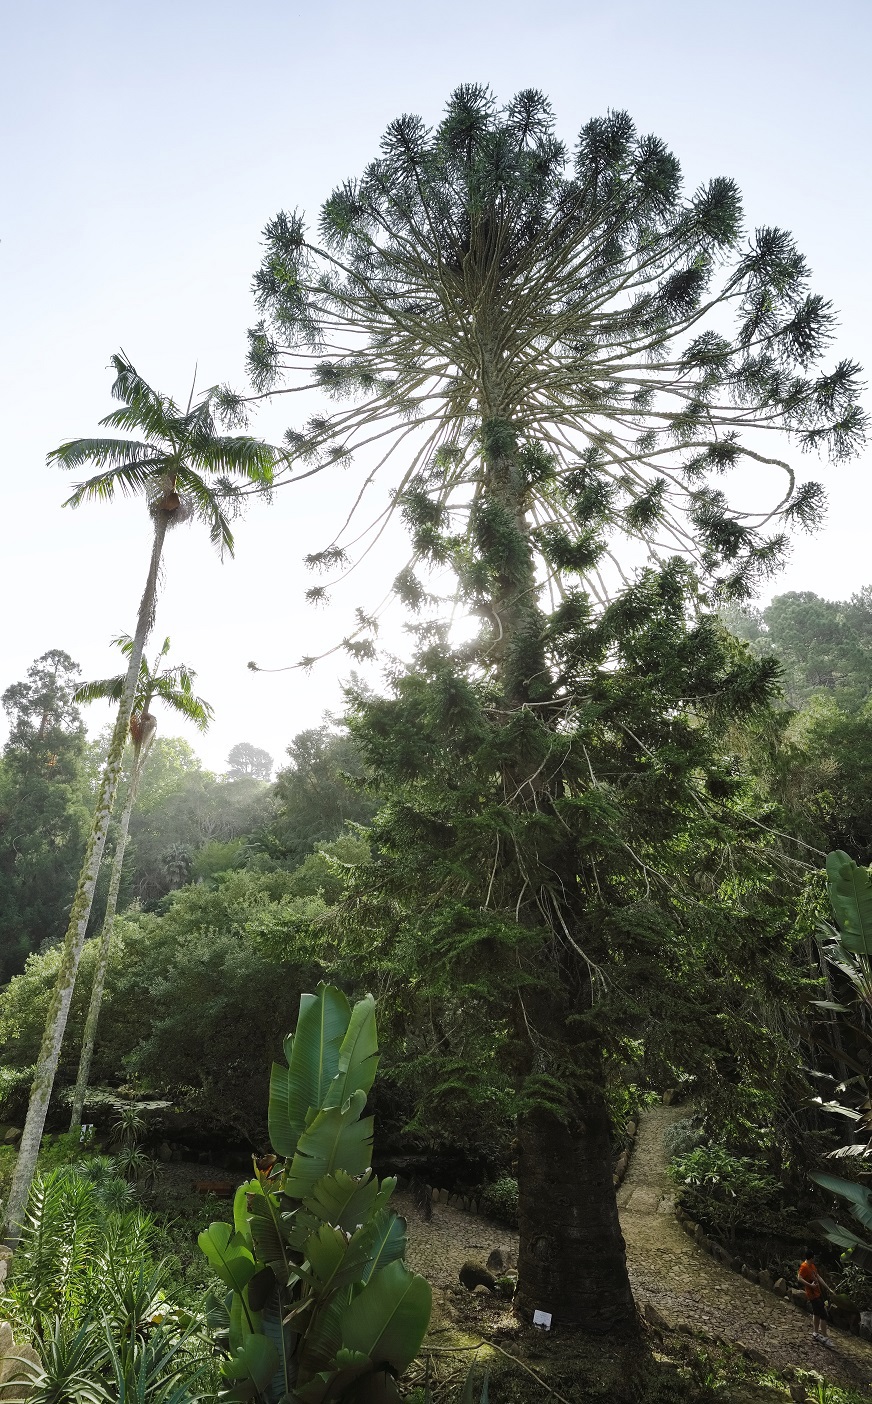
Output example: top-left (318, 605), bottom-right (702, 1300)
top-left (69, 731), bottom-right (152, 1130)
top-left (2, 517), bottom-right (168, 1248)
top-left (479, 414), bottom-right (637, 1332)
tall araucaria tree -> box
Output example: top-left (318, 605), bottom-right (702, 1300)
top-left (69, 635), bottom-right (212, 1130)
top-left (2, 354), bottom-right (276, 1247)
top-left (242, 88), bottom-right (864, 1329)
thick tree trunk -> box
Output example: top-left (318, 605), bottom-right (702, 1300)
top-left (475, 413), bottom-right (638, 1332)
top-left (69, 732), bottom-right (152, 1130)
top-left (514, 1067), bottom-right (636, 1333)
top-left (2, 517), bottom-right (167, 1247)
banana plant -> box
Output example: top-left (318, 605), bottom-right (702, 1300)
top-left (199, 984), bottom-right (431, 1404)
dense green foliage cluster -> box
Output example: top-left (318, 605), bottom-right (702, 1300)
top-left (0, 652), bottom-right (93, 981)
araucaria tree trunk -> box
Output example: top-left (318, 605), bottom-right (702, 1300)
top-left (3, 517), bottom-right (167, 1246)
top-left (481, 420), bottom-right (636, 1330)
top-left (69, 726), bottom-right (153, 1130)
top-left (516, 1083), bottom-right (634, 1330)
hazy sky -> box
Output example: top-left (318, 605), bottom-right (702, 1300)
top-left (2, 1), bottom-right (870, 772)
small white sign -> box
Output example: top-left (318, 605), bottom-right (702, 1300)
top-left (532, 1310), bottom-right (552, 1330)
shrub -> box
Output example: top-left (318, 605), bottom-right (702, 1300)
top-left (480, 1175), bottom-right (519, 1227)
top-left (664, 1116), bottom-right (704, 1160)
top-left (668, 1144), bottom-right (780, 1241)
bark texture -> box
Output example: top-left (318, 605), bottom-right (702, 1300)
top-left (515, 1085), bottom-right (637, 1332)
top-left (2, 517), bottom-right (167, 1247)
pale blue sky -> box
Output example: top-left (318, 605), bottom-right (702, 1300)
top-left (2, 1), bottom-right (870, 770)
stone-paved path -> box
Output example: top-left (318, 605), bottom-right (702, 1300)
top-left (400, 1107), bottom-right (872, 1389)
top-left (619, 1106), bottom-right (872, 1387)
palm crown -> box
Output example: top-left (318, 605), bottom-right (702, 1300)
top-left (74, 635), bottom-right (212, 735)
top-left (51, 352), bottom-right (277, 554)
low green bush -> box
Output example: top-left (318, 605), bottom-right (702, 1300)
top-left (480, 1175), bottom-right (519, 1227)
top-left (668, 1144), bottom-right (781, 1242)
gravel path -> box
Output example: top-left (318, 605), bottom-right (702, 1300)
top-left (401, 1106), bottom-right (872, 1388)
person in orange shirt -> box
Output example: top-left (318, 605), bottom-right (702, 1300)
top-left (798, 1249), bottom-right (833, 1347)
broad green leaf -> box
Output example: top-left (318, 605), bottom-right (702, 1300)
top-left (826, 851), bottom-right (872, 955)
top-left (269, 1060), bottom-right (297, 1158)
top-left (306, 1221), bottom-right (348, 1286)
top-left (810, 1170), bottom-right (872, 1230)
top-left (229, 1287), bottom-right (263, 1352)
top-left (303, 1169), bottom-right (378, 1233)
top-left (341, 1260), bottom-right (431, 1374)
top-left (357, 1211), bottom-right (407, 1284)
top-left (286, 986), bottom-right (352, 1143)
top-left (234, 1180), bottom-right (258, 1241)
top-left (324, 995), bottom-right (379, 1110)
top-left (222, 1333), bottom-right (280, 1392)
top-left (204, 1288), bottom-right (231, 1338)
top-left (295, 1293), bottom-right (347, 1389)
top-left (248, 1190), bottom-right (291, 1283)
top-left (815, 1215), bottom-right (872, 1252)
top-left (198, 1221), bottom-right (257, 1294)
top-left (286, 1093), bottom-right (373, 1199)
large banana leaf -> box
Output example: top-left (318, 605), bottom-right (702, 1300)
top-left (306, 1222), bottom-right (349, 1288)
top-left (294, 1293), bottom-right (348, 1388)
top-left (303, 1169), bottom-right (378, 1234)
top-left (341, 1260), bottom-right (431, 1374)
top-left (269, 1060), bottom-right (297, 1158)
top-left (814, 1215), bottom-right (872, 1252)
top-left (286, 986), bottom-right (353, 1145)
top-left (810, 1170), bottom-right (872, 1230)
top-left (826, 851), bottom-right (872, 955)
top-left (286, 1093), bottom-right (374, 1199)
top-left (333, 1210), bottom-right (407, 1291)
top-left (221, 1333), bottom-right (280, 1401)
top-left (324, 995), bottom-right (379, 1111)
top-left (247, 1187), bottom-right (292, 1284)
top-left (229, 1287), bottom-right (263, 1352)
top-left (198, 1222), bottom-right (258, 1295)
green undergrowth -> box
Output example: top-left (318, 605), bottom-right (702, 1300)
top-left (415, 1301), bottom-right (872, 1404)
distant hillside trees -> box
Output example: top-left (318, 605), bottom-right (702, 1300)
top-left (227, 741), bottom-right (273, 781)
top-left (0, 651), bottom-right (91, 980)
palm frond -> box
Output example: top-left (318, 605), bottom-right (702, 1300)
top-left (73, 675), bottom-right (126, 706)
top-left (185, 433), bottom-right (278, 484)
top-left (49, 438), bottom-right (159, 472)
top-left (172, 465), bottom-right (236, 554)
top-left (109, 352), bottom-right (178, 420)
top-left (150, 674), bottom-right (213, 731)
top-left (61, 459), bottom-right (165, 509)
top-left (99, 401), bottom-right (175, 442)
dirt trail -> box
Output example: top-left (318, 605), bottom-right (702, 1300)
top-left (400, 1106), bottom-right (872, 1388)
top-left (621, 1105), bottom-right (872, 1386)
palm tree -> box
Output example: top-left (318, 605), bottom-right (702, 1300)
top-left (69, 635), bottom-right (213, 1130)
top-left (2, 354), bottom-right (277, 1248)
